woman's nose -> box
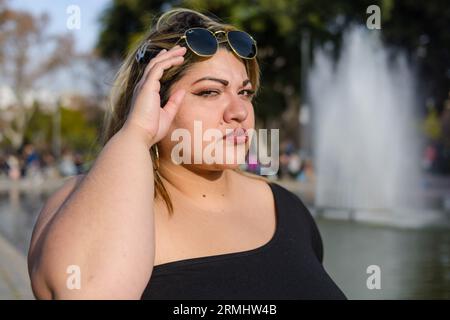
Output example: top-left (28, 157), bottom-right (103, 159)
top-left (223, 94), bottom-right (248, 123)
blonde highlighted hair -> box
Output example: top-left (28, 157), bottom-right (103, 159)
top-left (101, 8), bottom-right (266, 215)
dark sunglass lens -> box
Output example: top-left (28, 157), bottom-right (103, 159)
top-left (185, 28), bottom-right (217, 56)
top-left (227, 31), bottom-right (256, 58)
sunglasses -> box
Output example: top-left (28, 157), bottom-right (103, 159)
top-left (175, 28), bottom-right (257, 59)
top-left (136, 27), bottom-right (257, 65)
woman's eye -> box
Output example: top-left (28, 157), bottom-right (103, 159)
top-left (194, 90), bottom-right (220, 97)
top-left (193, 89), bottom-right (255, 99)
top-left (240, 89), bottom-right (255, 98)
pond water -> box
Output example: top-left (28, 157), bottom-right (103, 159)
top-left (317, 218), bottom-right (449, 299)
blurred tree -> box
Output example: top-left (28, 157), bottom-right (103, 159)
top-left (0, 4), bottom-right (75, 149)
top-left (96, 0), bottom-right (167, 61)
top-left (382, 0), bottom-right (450, 115)
top-left (60, 106), bottom-right (98, 152)
top-left (24, 102), bottom-right (99, 153)
top-left (23, 103), bottom-right (52, 149)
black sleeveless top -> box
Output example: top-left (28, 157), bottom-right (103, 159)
top-left (141, 182), bottom-right (346, 300)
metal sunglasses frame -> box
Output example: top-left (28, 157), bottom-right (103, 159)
top-left (174, 27), bottom-right (257, 59)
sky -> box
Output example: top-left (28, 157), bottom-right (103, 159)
top-left (10, 0), bottom-right (112, 53)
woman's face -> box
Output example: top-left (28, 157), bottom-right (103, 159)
top-left (159, 48), bottom-right (256, 171)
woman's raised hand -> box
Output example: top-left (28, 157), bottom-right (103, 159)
top-left (122, 45), bottom-right (187, 148)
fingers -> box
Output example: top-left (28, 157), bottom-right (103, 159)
top-left (132, 45), bottom-right (186, 104)
top-left (162, 89), bottom-right (186, 120)
top-left (148, 46), bottom-right (183, 69)
top-left (142, 54), bottom-right (186, 93)
top-left (140, 48), bottom-right (167, 82)
top-left (141, 45), bottom-right (186, 82)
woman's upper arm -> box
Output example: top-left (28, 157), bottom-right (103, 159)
top-left (27, 175), bottom-right (85, 278)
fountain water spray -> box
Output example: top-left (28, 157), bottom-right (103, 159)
top-left (309, 27), bottom-right (423, 215)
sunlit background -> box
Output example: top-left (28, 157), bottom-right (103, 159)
top-left (0, 0), bottom-right (449, 299)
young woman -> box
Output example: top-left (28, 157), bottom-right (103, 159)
top-left (27, 8), bottom-right (346, 300)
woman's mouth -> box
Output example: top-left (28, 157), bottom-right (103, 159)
top-left (223, 128), bottom-right (248, 145)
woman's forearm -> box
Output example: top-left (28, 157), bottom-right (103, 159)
top-left (34, 127), bottom-right (156, 299)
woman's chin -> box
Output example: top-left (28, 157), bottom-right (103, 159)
top-left (214, 163), bottom-right (242, 170)
top-left (183, 162), bottom-right (243, 172)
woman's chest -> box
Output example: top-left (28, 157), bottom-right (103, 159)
top-left (152, 192), bottom-right (276, 267)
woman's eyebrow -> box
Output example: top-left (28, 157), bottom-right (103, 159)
top-left (192, 77), bottom-right (251, 87)
top-left (192, 77), bottom-right (228, 86)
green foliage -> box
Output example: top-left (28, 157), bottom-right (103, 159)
top-left (23, 104), bottom-right (99, 153)
top-left (23, 103), bottom-right (52, 148)
top-left (96, 0), bottom-right (167, 59)
top-left (60, 107), bottom-right (98, 152)
top-left (423, 108), bottom-right (442, 141)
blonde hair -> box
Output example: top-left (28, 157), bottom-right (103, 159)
top-left (101, 8), bottom-right (265, 215)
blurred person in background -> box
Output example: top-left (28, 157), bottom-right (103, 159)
top-left (6, 153), bottom-right (21, 181)
top-left (41, 151), bottom-right (60, 179)
top-left (58, 149), bottom-right (77, 177)
top-left (73, 152), bottom-right (86, 175)
top-left (0, 152), bottom-right (10, 177)
top-left (287, 152), bottom-right (302, 179)
top-left (22, 144), bottom-right (40, 175)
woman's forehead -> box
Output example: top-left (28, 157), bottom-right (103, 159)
top-left (185, 49), bottom-right (248, 84)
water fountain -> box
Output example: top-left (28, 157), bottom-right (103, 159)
top-left (308, 26), bottom-right (447, 228)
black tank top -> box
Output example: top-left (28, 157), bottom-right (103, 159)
top-left (141, 182), bottom-right (346, 299)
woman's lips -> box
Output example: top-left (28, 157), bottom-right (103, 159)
top-left (224, 128), bottom-right (248, 144)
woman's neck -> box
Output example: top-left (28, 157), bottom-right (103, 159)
top-left (157, 159), bottom-right (237, 211)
